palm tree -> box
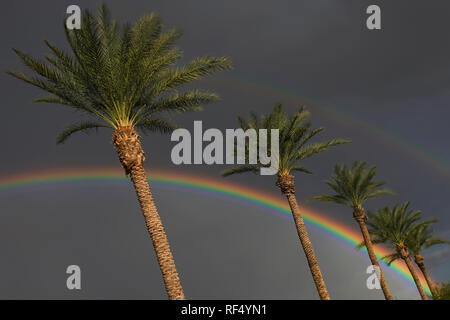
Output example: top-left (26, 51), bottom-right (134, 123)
top-left (8, 4), bottom-right (231, 300)
top-left (406, 223), bottom-right (449, 297)
top-left (309, 161), bottom-right (394, 300)
top-left (365, 202), bottom-right (435, 300)
top-left (222, 104), bottom-right (350, 300)
top-left (433, 282), bottom-right (450, 300)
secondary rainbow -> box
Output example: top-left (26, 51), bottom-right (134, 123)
top-left (217, 73), bottom-right (450, 180)
top-left (0, 167), bottom-right (431, 296)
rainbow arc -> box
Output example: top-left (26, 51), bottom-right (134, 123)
top-left (0, 167), bottom-right (431, 296)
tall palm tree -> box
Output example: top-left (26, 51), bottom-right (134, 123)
top-left (222, 104), bottom-right (350, 300)
top-left (309, 161), bottom-right (394, 300)
top-left (406, 223), bottom-right (449, 297)
top-left (8, 4), bottom-right (231, 300)
top-left (365, 202), bottom-right (434, 300)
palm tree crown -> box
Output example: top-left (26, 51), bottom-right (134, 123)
top-left (309, 161), bottom-right (393, 209)
top-left (8, 4), bottom-right (231, 143)
top-left (407, 223), bottom-right (449, 258)
top-left (222, 104), bottom-right (350, 177)
top-left (365, 202), bottom-right (434, 263)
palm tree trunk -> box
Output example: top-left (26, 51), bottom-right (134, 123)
top-left (414, 254), bottom-right (435, 297)
top-left (113, 126), bottom-right (185, 300)
top-left (277, 174), bottom-right (330, 300)
top-left (353, 207), bottom-right (393, 300)
top-left (398, 247), bottom-right (427, 300)
top-left (129, 165), bottom-right (185, 300)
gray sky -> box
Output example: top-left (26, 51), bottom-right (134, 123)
top-left (0, 0), bottom-right (449, 299)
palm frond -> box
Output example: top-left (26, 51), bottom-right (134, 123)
top-left (365, 188), bottom-right (395, 200)
top-left (222, 165), bottom-right (260, 177)
top-left (57, 121), bottom-right (110, 144)
top-left (307, 194), bottom-right (348, 205)
top-left (135, 117), bottom-right (178, 134)
top-left (151, 56), bottom-right (232, 97)
top-left (381, 253), bottom-right (401, 266)
top-left (406, 221), bottom-right (449, 255)
top-left (356, 241), bottom-right (366, 250)
top-left (291, 166), bottom-right (313, 174)
top-left (136, 90), bottom-right (219, 120)
top-left (298, 139), bottom-right (350, 161)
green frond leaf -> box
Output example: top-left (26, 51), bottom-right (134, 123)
top-left (365, 188), bottom-right (395, 200)
top-left (57, 121), bottom-right (110, 144)
top-left (355, 241), bottom-right (366, 251)
top-left (222, 165), bottom-right (259, 177)
top-left (299, 139), bottom-right (351, 160)
top-left (141, 90), bottom-right (219, 117)
top-left (152, 56), bottom-right (232, 96)
top-left (381, 253), bottom-right (401, 266)
top-left (290, 166), bottom-right (313, 174)
top-left (307, 194), bottom-right (348, 205)
top-left (135, 117), bottom-right (178, 135)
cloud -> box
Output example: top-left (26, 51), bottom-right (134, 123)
top-left (423, 247), bottom-right (450, 268)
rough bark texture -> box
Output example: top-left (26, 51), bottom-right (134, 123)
top-left (415, 254), bottom-right (435, 297)
top-left (112, 126), bottom-right (185, 300)
top-left (276, 173), bottom-right (331, 300)
top-left (397, 244), bottom-right (428, 300)
top-left (353, 205), bottom-right (393, 300)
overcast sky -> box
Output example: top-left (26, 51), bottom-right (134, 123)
top-left (0, 0), bottom-right (449, 299)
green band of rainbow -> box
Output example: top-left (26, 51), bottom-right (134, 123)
top-left (0, 167), bottom-right (431, 297)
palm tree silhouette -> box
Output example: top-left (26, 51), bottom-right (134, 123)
top-left (309, 161), bottom-right (394, 299)
top-left (8, 4), bottom-right (231, 299)
top-left (405, 223), bottom-right (449, 297)
top-left (223, 104), bottom-right (350, 300)
top-left (364, 202), bottom-right (435, 300)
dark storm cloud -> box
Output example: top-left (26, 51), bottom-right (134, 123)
top-left (424, 247), bottom-right (450, 268)
top-left (155, 0), bottom-right (450, 101)
top-left (0, 0), bottom-right (449, 299)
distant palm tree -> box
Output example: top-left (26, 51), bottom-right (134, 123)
top-left (223, 104), bottom-right (350, 300)
top-left (406, 223), bottom-right (449, 297)
top-left (309, 161), bottom-right (394, 300)
top-left (365, 202), bottom-right (435, 300)
top-left (433, 282), bottom-right (450, 300)
top-left (8, 4), bottom-right (231, 299)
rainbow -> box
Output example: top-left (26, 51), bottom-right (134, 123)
top-left (0, 167), bottom-right (431, 297)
